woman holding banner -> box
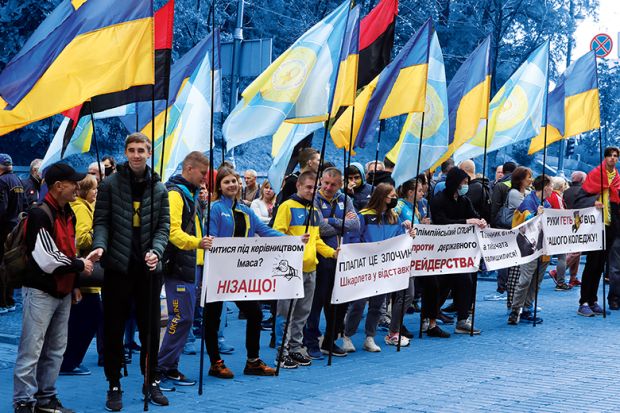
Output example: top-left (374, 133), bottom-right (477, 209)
top-left (204, 168), bottom-right (303, 379)
top-left (342, 183), bottom-right (415, 352)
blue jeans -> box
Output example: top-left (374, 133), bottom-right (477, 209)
top-left (13, 287), bottom-right (71, 405)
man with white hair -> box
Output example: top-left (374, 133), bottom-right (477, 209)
top-left (241, 169), bottom-right (259, 206)
top-left (23, 158), bottom-right (42, 206)
top-left (88, 161), bottom-right (106, 183)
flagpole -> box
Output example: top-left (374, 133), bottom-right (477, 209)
top-left (371, 123), bottom-right (383, 188)
top-left (199, 1), bottom-right (217, 394)
top-left (88, 106), bottom-right (103, 179)
top-left (276, 1), bottom-right (354, 376)
top-left (136, 102), bottom-right (140, 133)
top-left (158, 98), bottom-right (170, 179)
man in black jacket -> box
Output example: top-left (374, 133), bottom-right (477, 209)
top-left (490, 161), bottom-right (517, 226)
top-left (22, 159), bottom-right (42, 206)
top-left (13, 162), bottom-right (93, 413)
top-left (89, 133), bottom-right (171, 411)
top-left (430, 168), bottom-right (487, 335)
top-left (459, 160), bottom-right (491, 222)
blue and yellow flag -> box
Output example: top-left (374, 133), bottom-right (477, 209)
top-left (528, 50), bottom-right (599, 154)
top-left (429, 36), bottom-right (491, 169)
top-left (0, 0), bottom-right (154, 136)
top-left (331, 5), bottom-right (361, 114)
top-left (40, 116), bottom-right (93, 171)
top-left (223, 1), bottom-right (350, 150)
top-left (454, 41), bottom-right (549, 162)
top-left (387, 31), bottom-right (448, 187)
top-left (331, 18), bottom-right (433, 150)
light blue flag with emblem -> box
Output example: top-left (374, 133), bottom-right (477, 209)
top-left (223, 1), bottom-right (349, 150)
top-left (388, 31), bottom-right (448, 187)
top-left (152, 33), bottom-right (222, 181)
top-left (268, 122), bottom-right (323, 195)
top-left (454, 41), bottom-right (549, 162)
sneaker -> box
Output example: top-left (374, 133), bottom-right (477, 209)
top-left (218, 339), bottom-right (235, 355)
top-left (363, 336), bottom-right (381, 352)
top-left (143, 381), bottom-right (169, 406)
top-left (548, 269), bottom-right (558, 285)
top-left (320, 343), bottom-right (347, 357)
top-left (35, 396), bottom-right (74, 413)
top-left (289, 351), bottom-right (312, 366)
top-left (590, 302), bottom-right (609, 316)
top-left (306, 347), bottom-right (324, 360)
top-left (507, 310), bottom-right (520, 325)
top-left (275, 354), bottom-right (298, 369)
top-left (455, 320), bottom-right (481, 335)
top-left (437, 311), bottom-right (455, 325)
top-left (165, 369), bottom-right (195, 386)
top-left (182, 341), bottom-right (196, 355)
top-left (158, 377), bottom-right (176, 392)
top-left (14, 402), bottom-right (34, 413)
top-left (59, 364), bottom-right (91, 376)
top-left (520, 310), bottom-right (543, 324)
top-left (400, 325), bottom-right (414, 339)
top-left (426, 325), bottom-right (450, 338)
top-left (105, 387), bottom-right (122, 412)
top-left (208, 360), bottom-right (234, 379)
top-left (384, 333), bottom-right (410, 347)
top-left (244, 358), bottom-right (276, 376)
top-left (577, 304), bottom-right (595, 317)
top-left (341, 336), bottom-right (356, 353)
top-left (555, 283), bottom-right (572, 291)
top-left (261, 317), bottom-right (274, 331)
top-left (569, 278), bottom-right (582, 287)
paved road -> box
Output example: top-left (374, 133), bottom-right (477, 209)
top-left (1, 278), bottom-right (619, 412)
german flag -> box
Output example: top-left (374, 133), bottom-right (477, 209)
top-left (0, 0), bottom-right (155, 136)
top-left (358, 0), bottom-right (398, 89)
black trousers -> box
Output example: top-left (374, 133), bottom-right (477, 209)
top-left (204, 300), bottom-right (262, 364)
top-left (103, 264), bottom-right (162, 385)
top-left (61, 292), bottom-right (103, 372)
top-left (580, 226), bottom-right (614, 305)
top-left (420, 275), bottom-right (440, 320)
top-left (439, 273), bottom-right (473, 321)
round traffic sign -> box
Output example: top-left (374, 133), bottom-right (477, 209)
top-left (590, 33), bottom-right (613, 58)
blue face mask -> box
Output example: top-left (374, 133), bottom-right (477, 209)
top-left (457, 185), bottom-right (469, 196)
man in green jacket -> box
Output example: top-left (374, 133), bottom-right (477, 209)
top-left (89, 133), bottom-right (170, 411)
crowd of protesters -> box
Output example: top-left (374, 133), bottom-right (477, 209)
top-left (1, 138), bottom-right (618, 413)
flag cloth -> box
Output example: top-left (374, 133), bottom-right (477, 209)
top-left (331, 5), bottom-right (360, 114)
top-left (358, 0), bottom-right (398, 89)
top-left (40, 116), bottom-right (92, 171)
top-left (387, 31), bottom-right (448, 187)
top-left (429, 36), bottom-right (491, 170)
top-left (0, 0), bottom-right (154, 136)
top-left (453, 41), bottom-right (549, 162)
top-left (223, 0), bottom-right (349, 150)
top-left (528, 50), bottom-right (599, 154)
top-left (268, 123), bottom-right (323, 195)
top-left (149, 29), bottom-right (222, 181)
top-left (331, 18), bottom-right (433, 150)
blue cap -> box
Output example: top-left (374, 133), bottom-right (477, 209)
top-left (0, 154), bottom-right (12, 166)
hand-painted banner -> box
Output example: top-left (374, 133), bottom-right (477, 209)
top-left (410, 224), bottom-right (481, 276)
top-left (476, 215), bottom-right (545, 270)
top-left (331, 234), bottom-right (413, 304)
top-left (202, 236), bottom-right (305, 304)
top-left (542, 207), bottom-right (603, 255)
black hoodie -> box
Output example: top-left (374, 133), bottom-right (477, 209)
top-left (430, 168), bottom-right (479, 225)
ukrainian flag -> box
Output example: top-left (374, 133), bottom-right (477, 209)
top-left (331, 18), bottom-right (433, 150)
top-left (0, 0), bottom-right (154, 136)
top-left (331, 5), bottom-right (360, 114)
top-left (387, 31), bottom-right (448, 187)
top-left (223, 1), bottom-right (350, 150)
top-left (454, 41), bottom-right (549, 162)
top-left (528, 50), bottom-right (599, 154)
top-left (429, 36), bottom-right (491, 170)
top-left (40, 115), bottom-right (93, 171)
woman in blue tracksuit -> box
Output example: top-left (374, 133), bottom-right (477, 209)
top-left (342, 183), bottom-right (413, 353)
top-left (204, 167), bottom-right (285, 379)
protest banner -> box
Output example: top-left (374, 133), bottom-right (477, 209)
top-left (410, 224), bottom-right (481, 276)
top-left (476, 215), bottom-right (544, 270)
top-left (331, 234), bottom-right (413, 304)
top-left (202, 236), bottom-right (305, 304)
top-left (542, 207), bottom-right (604, 255)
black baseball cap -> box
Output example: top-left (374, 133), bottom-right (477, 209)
top-left (44, 163), bottom-right (86, 186)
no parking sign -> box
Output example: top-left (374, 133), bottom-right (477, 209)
top-left (590, 33), bottom-right (613, 58)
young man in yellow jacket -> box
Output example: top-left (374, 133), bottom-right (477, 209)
top-left (273, 171), bottom-right (338, 369)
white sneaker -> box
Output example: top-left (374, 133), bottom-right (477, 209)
top-left (341, 336), bottom-right (356, 353)
top-left (363, 336), bottom-right (381, 352)
top-left (384, 333), bottom-right (410, 347)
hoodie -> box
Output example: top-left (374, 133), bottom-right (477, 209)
top-left (430, 168), bottom-right (479, 225)
top-left (349, 162), bottom-right (372, 211)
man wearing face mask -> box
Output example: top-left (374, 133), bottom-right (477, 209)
top-left (102, 156), bottom-right (117, 177)
top-left (430, 168), bottom-right (487, 335)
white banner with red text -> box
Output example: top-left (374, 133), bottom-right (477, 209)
top-left (202, 236), bottom-right (305, 304)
